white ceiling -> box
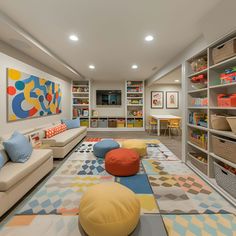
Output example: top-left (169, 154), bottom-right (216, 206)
top-left (155, 67), bottom-right (181, 84)
top-left (0, 0), bottom-right (222, 81)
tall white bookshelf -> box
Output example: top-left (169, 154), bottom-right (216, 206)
top-left (185, 32), bottom-right (236, 206)
top-left (72, 80), bottom-right (90, 127)
top-left (125, 80), bottom-right (145, 131)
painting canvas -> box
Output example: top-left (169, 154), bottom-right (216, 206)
top-left (151, 91), bottom-right (163, 109)
top-left (7, 68), bottom-right (62, 121)
top-left (166, 91), bottom-right (179, 109)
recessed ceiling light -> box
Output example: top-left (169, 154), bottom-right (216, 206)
top-left (145, 35), bottom-right (154, 42)
top-left (132, 64), bottom-right (138, 69)
top-left (174, 79), bottom-right (180, 83)
top-left (89, 65), bottom-right (95, 70)
top-left (69, 35), bottom-right (79, 41)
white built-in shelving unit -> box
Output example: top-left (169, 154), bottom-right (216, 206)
top-left (71, 80), bottom-right (145, 131)
top-left (185, 32), bottom-right (236, 206)
top-left (72, 80), bottom-right (90, 127)
top-left (125, 80), bottom-right (145, 130)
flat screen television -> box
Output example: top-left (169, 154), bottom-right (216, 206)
top-left (96, 90), bottom-right (121, 106)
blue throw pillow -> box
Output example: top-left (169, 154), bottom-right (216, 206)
top-left (61, 118), bottom-right (80, 129)
top-left (0, 153), bottom-right (5, 169)
top-left (3, 131), bottom-right (33, 163)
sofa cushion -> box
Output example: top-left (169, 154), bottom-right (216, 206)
top-left (0, 149), bottom-right (52, 191)
top-left (3, 132), bottom-right (33, 163)
top-left (42, 127), bottom-right (87, 147)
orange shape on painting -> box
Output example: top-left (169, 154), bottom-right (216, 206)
top-left (29, 107), bottom-right (38, 116)
top-left (46, 94), bottom-right (52, 102)
top-left (7, 86), bottom-right (16, 95)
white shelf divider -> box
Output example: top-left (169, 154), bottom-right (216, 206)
top-left (187, 123), bottom-right (208, 131)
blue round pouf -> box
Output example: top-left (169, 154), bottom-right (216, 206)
top-left (93, 140), bottom-right (120, 158)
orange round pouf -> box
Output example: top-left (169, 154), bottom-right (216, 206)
top-left (105, 148), bottom-right (139, 176)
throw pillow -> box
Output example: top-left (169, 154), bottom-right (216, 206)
top-left (0, 147), bottom-right (9, 170)
top-left (45, 127), bottom-right (55, 138)
top-left (61, 123), bottom-right (67, 132)
top-left (61, 118), bottom-right (80, 129)
top-left (53, 124), bottom-right (67, 135)
top-left (0, 153), bottom-right (5, 169)
top-left (3, 131), bottom-right (33, 163)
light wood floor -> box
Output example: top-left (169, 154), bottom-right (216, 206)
top-left (87, 131), bottom-right (182, 159)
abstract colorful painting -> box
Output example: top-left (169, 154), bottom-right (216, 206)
top-left (7, 68), bottom-right (62, 121)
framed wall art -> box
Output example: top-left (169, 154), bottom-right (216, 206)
top-left (151, 91), bottom-right (164, 109)
top-left (166, 91), bottom-right (179, 109)
top-left (7, 68), bottom-right (62, 121)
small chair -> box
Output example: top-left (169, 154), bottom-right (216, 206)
top-left (164, 119), bottom-right (181, 137)
top-left (147, 116), bottom-right (157, 134)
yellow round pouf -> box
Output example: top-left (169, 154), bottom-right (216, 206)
top-left (122, 139), bottom-right (147, 157)
top-left (79, 182), bottom-right (140, 236)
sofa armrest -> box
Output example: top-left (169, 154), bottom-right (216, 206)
top-left (41, 139), bottom-right (56, 146)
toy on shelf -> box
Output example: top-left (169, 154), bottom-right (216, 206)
top-left (128, 110), bottom-right (143, 117)
top-left (190, 74), bottom-right (207, 89)
top-left (91, 110), bottom-right (99, 117)
top-left (189, 129), bottom-right (208, 149)
top-left (217, 94), bottom-right (236, 107)
top-left (73, 107), bottom-right (89, 118)
top-left (127, 81), bottom-right (143, 93)
top-left (220, 66), bottom-right (236, 84)
top-left (190, 97), bottom-right (208, 107)
top-left (127, 98), bottom-right (143, 105)
top-left (190, 56), bottom-right (207, 72)
top-left (190, 152), bottom-right (208, 164)
top-left (222, 163), bottom-right (236, 175)
top-left (73, 98), bottom-right (89, 105)
top-left (72, 86), bottom-right (89, 93)
top-left (189, 112), bottom-right (207, 128)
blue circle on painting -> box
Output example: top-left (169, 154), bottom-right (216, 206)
top-left (39, 95), bottom-right (44, 102)
top-left (39, 111), bottom-right (44, 116)
top-left (15, 81), bottom-right (25, 90)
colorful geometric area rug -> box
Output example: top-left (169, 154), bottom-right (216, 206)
top-left (0, 138), bottom-right (235, 236)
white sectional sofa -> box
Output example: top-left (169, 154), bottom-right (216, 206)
top-left (0, 121), bottom-right (87, 217)
top-left (41, 126), bottom-right (87, 158)
top-left (0, 146), bottom-right (53, 217)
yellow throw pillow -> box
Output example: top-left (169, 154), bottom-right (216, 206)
top-left (79, 182), bottom-right (140, 236)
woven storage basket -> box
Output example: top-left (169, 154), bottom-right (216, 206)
top-left (226, 117), bottom-right (236, 134)
top-left (211, 114), bottom-right (231, 131)
top-left (212, 38), bottom-right (236, 64)
top-left (212, 135), bottom-right (236, 164)
top-left (189, 153), bottom-right (207, 175)
top-left (214, 162), bottom-right (236, 198)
